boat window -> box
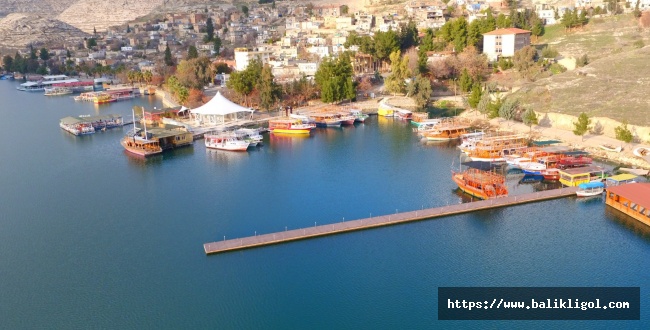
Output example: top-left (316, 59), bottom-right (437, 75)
top-left (631, 203), bottom-right (637, 211)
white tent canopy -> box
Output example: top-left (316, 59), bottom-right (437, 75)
top-left (190, 91), bottom-right (254, 125)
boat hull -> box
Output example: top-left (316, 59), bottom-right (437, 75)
top-left (120, 139), bottom-right (162, 157)
top-left (576, 190), bottom-right (603, 197)
top-left (270, 128), bottom-right (311, 134)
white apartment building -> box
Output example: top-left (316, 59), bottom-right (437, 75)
top-left (234, 48), bottom-right (272, 71)
top-left (482, 28), bottom-right (531, 61)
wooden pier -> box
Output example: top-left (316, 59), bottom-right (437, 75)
top-left (204, 187), bottom-right (579, 255)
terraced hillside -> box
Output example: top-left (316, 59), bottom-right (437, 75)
top-left (0, 13), bottom-right (88, 48)
top-left (57, 0), bottom-right (164, 33)
top-left (0, 0), bottom-right (79, 17)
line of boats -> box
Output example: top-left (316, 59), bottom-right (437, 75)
top-left (59, 114), bottom-right (125, 135)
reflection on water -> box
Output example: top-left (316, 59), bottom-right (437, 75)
top-left (605, 206), bottom-right (650, 240)
top-left (206, 148), bottom-right (249, 165)
top-left (124, 150), bottom-right (164, 168)
top-left (269, 132), bottom-right (312, 147)
top-left (420, 139), bottom-right (461, 149)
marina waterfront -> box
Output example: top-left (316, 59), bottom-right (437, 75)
top-left (1, 80), bottom-right (650, 328)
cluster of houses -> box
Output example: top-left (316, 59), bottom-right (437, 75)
top-left (8, 0), bottom-right (646, 84)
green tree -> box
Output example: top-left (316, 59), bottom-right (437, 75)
top-left (451, 16), bottom-right (469, 52)
top-left (314, 53), bottom-right (354, 103)
top-left (187, 46), bottom-right (199, 60)
top-left (522, 108), bottom-right (538, 131)
top-left (467, 83), bottom-right (482, 108)
top-left (488, 97), bottom-right (502, 119)
top-left (29, 45), bottom-right (37, 60)
top-left (615, 122), bottom-right (634, 143)
top-left (93, 26), bottom-right (97, 35)
top-left (513, 46), bottom-right (538, 79)
top-left (258, 65), bottom-right (281, 111)
top-left (227, 59), bottom-right (263, 105)
top-left (3, 55), bottom-right (13, 72)
top-left (458, 69), bottom-right (473, 93)
top-left (385, 50), bottom-right (410, 95)
top-left (499, 98), bottom-right (518, 121)
top-left (164, 44), bottom-right (174, 66)
top-left (242, 5), bottom-right (249, 16)
top-left (373, 29), bottom-right (400, 64)
top-left (407, 75), bottom-right (432, 110)
top-left (477, 92), bottom-right (491, 116)
top-left (399, 20), bottom-right (418, 50)
top-left (496, 14), bottom-right (511, 28)
top-left (573, 112), bottom-right (592, 140)
top-left (340, 5), bottom-right (349, 15)
top-left (205, 17), bottom-right (214, 42)
top-left (176, 57), bottom-right (215, 89)
top-left (39, 48), bottom-right (49, 61)
top-left (126, 24), bottom-right (131, 33)
top-left (213, 36), bottom-right (222, 56)
top-left (86, 38), bottom-right (97, 49)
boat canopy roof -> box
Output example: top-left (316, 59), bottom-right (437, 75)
top-left (532, 140), bottom-right (562, 146)
top-left (539, 146), bottom-right (571, 153)
top-left (560, 150), bottom-right (590, 156)
top-left (60, 117), bottom-right (83, 125)
top-left (606, 174), bottom-right (637, 183)
top-left (578, 181), bottom-right (605, 189)
top-left (462, 161), bottom-right (502, 171)
top-left (559, 165), bottom-right (604, 175)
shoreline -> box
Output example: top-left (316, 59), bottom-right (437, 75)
top-left (458, 110), bottom-right (650, 170)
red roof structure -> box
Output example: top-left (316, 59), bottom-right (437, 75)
top-left (607, 183), bottom-right (650, 211)
top-left (483, 28), bottom-right (532, 35)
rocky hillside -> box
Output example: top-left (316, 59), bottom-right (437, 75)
top-left (0, 0), bottom-right (79, 17)
top-left (0, 13), bottom-right (88, 48)
top-left (57, 0), bottom-right (164, 33)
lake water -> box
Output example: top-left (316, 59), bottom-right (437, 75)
top-left (0, 80), bottom-right (649, 329)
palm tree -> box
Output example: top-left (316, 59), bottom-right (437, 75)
top-left (127, 70), bottom-right (135, 86)
top-left (142, 70), bottom-right (152, 86)
top-left (135, 71), bottom-right (144, 86)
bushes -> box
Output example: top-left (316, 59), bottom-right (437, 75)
top-left (575, 54), bottom-right (589, 67)
top-left (548, 63), bottom-right (567, 74)
top-left (541, 46), bottom-right (559, 59)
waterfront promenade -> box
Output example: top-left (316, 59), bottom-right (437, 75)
top-left (204, 187), bottom-right (579, 255)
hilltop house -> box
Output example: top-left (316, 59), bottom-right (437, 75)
top-left (482, 28), bottom-right (531, 61)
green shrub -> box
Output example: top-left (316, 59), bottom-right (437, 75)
top-left (549, 63), bottom-right (567, 74)
top-left (633, 40), bottom-right (645, 49)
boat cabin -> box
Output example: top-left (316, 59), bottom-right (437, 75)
top-left (606, 183), bottom-right (650, 227)
top-left (558, 165), bottom-right (604, 187)
top-left (605, 174), bottom-right (638, 187)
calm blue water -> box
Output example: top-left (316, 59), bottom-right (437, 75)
top-left (0, 80), bottom-right (649, 329)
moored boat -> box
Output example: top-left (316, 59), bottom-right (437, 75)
top-left (121, 135), bottom-right (163, 157)
top-left (421, 125), bottom-right (469, 141)
top-left (452, 168), bottom-right (509, 199)
top-left (394, 109), bottom-right (412, 120)
top-left (336, 112), bottom-right (356, 125)
top-left (599, 144), bottom-right (622, 152)
top-left (558, 155), bottom-right (592, 169)
top-left (204, 133), bottom-right (250, 151)
top-left (269, 118), bottom-right (315, 134)
top-left (576, 181), bottom-right (605, 197)
top-left (540, 168), bottom-right (560, 181)
top-left (467, 133), bottom-right (529, 162)
top-left (93, 92), bottom-right (116, 104)
top-left (44, 87), bottom-right (73, 96)
top-left (310, 113), bottom-right (342, 127)
top-left (350, 109), bottom-right (369, 123)
top-left (59, 117), bottom-right (95, 135)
